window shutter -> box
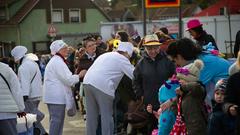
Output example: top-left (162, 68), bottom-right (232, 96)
top-left (46, 9), bottom-right (51, 24)
top-left (64, 9), bottom-right (69, 23)
top-left (81, 8), bottom-right (86, 23)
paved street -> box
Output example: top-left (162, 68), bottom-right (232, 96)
top-left (39, 102), bottom-right (86, 135)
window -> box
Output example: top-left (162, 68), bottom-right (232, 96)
top-left (32, 41), bottom-right (51, 54)
top-left (69, 9), bottom-right (80, 23)
top-left (0, 9), bottom-right (6, 21)
top-left (0, 45), bottom-right (3, 57)
top-left (52, 9), bottom-right (63, 23)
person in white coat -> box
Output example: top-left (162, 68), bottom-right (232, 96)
top-left (83, 42), bottom-right (135, 135)
top-left (11, 46), bottom-right (47, 134)
top-left (0, 62), bottom-right (25, 135)
top-left (43, 40), bottom-right (80, 135)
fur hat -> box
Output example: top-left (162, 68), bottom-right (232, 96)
top-left (176, 59), bottom-right (204, 82)
top-left (11, 46), bottom-right (28, 61)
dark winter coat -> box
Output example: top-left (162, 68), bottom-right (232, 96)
top-left (76, 51), bottom-right (102, 82)
top-left (180, 82), bottom-right (207, 135)
top-left (195, 31), bottom-right (218, 50)
top-left (223, 71), bottom-right (240, 135)
top-left (133, 52), bottom-right (175, 110)
top-left (208, 101), bottom-right (236, 135)
top-left (115, 51), bottom-right (141, 112)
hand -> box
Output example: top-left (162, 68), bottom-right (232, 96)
top-left (160, 99), bottom-right (173, 112)
top-left (146, 104), bottom-right (153, 113)
top-left (175, 87), bottom-right (183, 96)
top-left (157, 107), bottom-right (162, 115)
top-left (229, 105), bottom-right (238, 116)
top-left (78, 48), bottom-right (85, 58)
top-left (17, 112), bottom-right (26, 118)
top-left (79, 70), bottom-right (87, 78)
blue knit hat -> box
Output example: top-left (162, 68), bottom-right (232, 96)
top-left (159, 75), bottom-right (180, 103)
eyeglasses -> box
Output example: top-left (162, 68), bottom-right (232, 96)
top-left (145, 46), bottom-right (159, 51)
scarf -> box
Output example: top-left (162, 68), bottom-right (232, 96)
top-left (56, 53), bottom-right (68, 64)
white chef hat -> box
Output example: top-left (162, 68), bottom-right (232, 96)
top-left (50, 40), bottom-right (68, 55)
top-left (11, 46), bottom-right (28, 61)
top-left (117, 42), bottom-right (134, 57)
top-left (26, 53), bottom-right (39, 61)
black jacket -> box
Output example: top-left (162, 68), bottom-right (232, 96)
top-left (208, 101), bottom-right (236, 135)
top-left (196, 31), bottom-right (218, 50)
top-left (133, 52), bottom-right (175, 110)
top-left (223, 71), bottom-right (240, 134)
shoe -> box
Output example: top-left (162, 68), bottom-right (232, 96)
top-left (83, 114), bottom-right (86, 121)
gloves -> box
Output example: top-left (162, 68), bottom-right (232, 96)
top-left (17, 112), bottom-right (26, 118)
top-left (23, 96), bottom-right (29, 102)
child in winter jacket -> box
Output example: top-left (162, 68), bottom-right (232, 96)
top-left (147, 75), bottom-right (179, 135)
top-left (157, 75), bottom-right (179, 135)
top-left (175, 59), bottom-right (207, 135)
top-left (208, 79), bottom-right (236, 135)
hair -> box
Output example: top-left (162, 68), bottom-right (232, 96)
top-left (160, 27), bottom-right (169, 35)
top-left (93, 34), bottom-right (102, 40)
top-left (155, 31), bottom-right (171, 43)
top-left (131, 35), bottom-right (141, 45)
top-left (166, 38), bottom-right (202, 60)
top-left (116, 31), bottom-right (129, 42)
top-left (82, 36), bottom-right (96, 48)
top-left (190, 26), bottom-right (204, 35)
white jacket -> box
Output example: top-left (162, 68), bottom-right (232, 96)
top-left (0, 62), bottom-right (25, 120)
top-left (83, 52), bottom-right (134, 97)
top-left (43, 55), bottom-right (79, 104)
top-left (18, 57), bottom-right (43, 98)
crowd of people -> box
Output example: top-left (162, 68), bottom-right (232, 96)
top-left (0, 18), bottom-right (240, 135)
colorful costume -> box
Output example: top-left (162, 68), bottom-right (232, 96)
top-left (158, 79), bottom-right (179, 135)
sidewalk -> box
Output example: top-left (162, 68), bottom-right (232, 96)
top-left (39, 102), bottom-right (86, 135)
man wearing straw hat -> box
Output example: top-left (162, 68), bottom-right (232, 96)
top-left (133, 34), bottom-right (175, 134)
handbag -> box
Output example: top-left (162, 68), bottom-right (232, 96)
top-left (17, 113), bottom-right (37, 134)
top-left (170, 97), bottom-right (187, 135)
top-left (65, 89), bottom-right (77, 117)
top-left (125, 98), bottom-right (148, 128)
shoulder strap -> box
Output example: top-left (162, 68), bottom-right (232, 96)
top-left (0, 72), bottom-right (11, 92)
top-left (30, 71), bottom-right (37, 84)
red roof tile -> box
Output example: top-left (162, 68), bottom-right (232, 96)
top-left (194, 0), bottom-right (240, 17)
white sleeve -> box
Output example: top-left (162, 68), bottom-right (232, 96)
top-left (54, 60), bottom-right (79, 86)
top-left (9, 68), bottom-right (25, 112)
top-left (119, 57), bottom-right (134, 80)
